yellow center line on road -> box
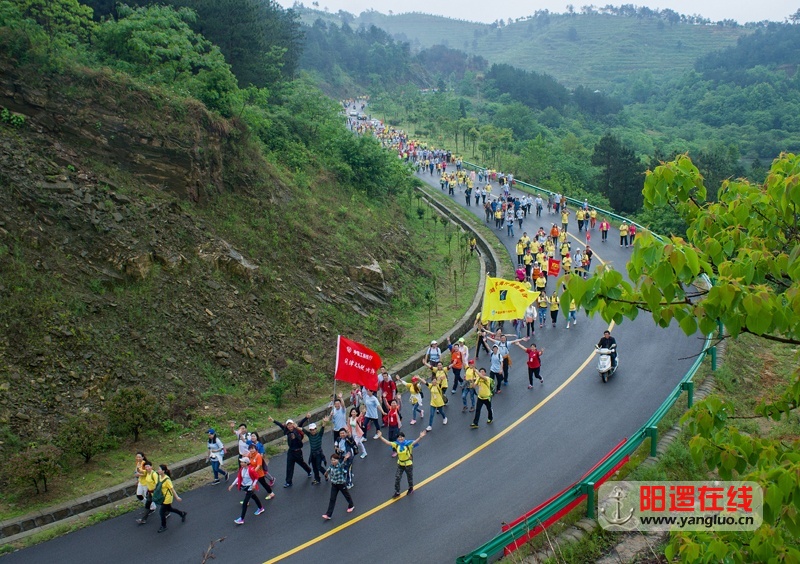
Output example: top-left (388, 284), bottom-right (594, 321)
top-left (263, 320), bottom-right (615, 564)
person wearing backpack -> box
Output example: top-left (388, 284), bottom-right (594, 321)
top-left (376, 429), bottom-right (427, 498)
top-left (228, 456), bottom-right (265, 525)
top-left (206, 429), bottom-right (229, 485)
top-left (470, 368), bottom-right (495, 428)
top-left (334, 428), bottom-right (357, 488)
top-left (153, 464), bottom-right (186, 533)
top-left (299, 413), bottom-right (329, 485)
top-left (135, 460), bottom-right (159, 525)
top-left (269, 416), bottom-right (312, 488)
top-left (321, 453), bottom-right (354, 520)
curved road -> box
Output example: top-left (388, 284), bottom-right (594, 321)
top-left (4, 122), bottom-right (702, 564)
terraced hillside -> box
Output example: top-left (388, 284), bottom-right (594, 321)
top-left (298, 9), bottom-right (750, 91)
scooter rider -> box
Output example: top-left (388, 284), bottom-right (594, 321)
top-left (597, 330), bottom-right (617, 367)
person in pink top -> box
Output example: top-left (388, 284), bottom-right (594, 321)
top-left (599, 219), bottom-right (610, 243)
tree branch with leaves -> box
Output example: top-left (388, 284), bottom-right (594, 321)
top-left (563, 152), bottom-right (800, 563)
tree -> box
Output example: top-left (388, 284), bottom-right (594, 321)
top-left (6, 444), bottom-right (64, 493)
top-left (278, 360), bottom-right (313, 398)
top-left (56, 413), bottom-right (110, 463)
top-left (95, 5), bottom-right (239, 115)
top-left (564, 153), bottom-right (800, 563)
top-left (18, 0), bottom-right (95, 42)
top-left (105, 386), bottom-right (162, 442)
top-left (591, 133), bottom-right (644, 212)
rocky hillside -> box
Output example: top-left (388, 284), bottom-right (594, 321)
top-left (0, 61), bottom-right (428, 440)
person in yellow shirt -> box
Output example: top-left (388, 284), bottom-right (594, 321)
top-left (561, 207), bottom-right (570, 233)
top-left (549, 291), bottom-right (560, 327)
top-left (376, 428), bottom-right (427, 497)
top-left (136, 460), bottom-right (159, 524)
top-left (562, 254), bottom-right (572, 274)
top-left (537, 292), bottom-right (549, 327)
top-left (567, 299), bottom-right (578, 329)
top-left (421, 370), bottom-right (448, 431)
top-left (462, 360), bottom-right (478, 412)
top-left (535, 271), bottom-right (547, 294)
top-left (154, 464), bottom-right (186, 533)
top-left (589, 209), bottom-right (597, 230)
top-left (523, 249), bottom-right (535, 278)
top-left (494, 208), bottom-right (503, 229)
top-left (470, 368), bottom-right (495, 427)
top-left (576, 208), bottom-right (585, 232)
top-left (516, 239), bottom-right (525, 266)
top-left (619, 222), bottom-right (629, 248)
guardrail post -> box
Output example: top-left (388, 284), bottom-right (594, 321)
top-left (681, 381), bottom-right (694, 407)
top-left (645, 426), bottom-right (658, 457)
top-left (710, 346), bottom-right (717, 371)
top-left (583, 482), bottom-right (596, 518)
top-left (476, 553), bottom-right (489, 563)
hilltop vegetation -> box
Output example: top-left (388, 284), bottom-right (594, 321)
top-left (296, 6), bottom-right (750, 92)
top-left (296, 7), bottom-right (800, 234)
top-left (0, 0), bottom-right (481, 511)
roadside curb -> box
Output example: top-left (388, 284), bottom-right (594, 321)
top-left (0, 180), bottom-right (502, 547)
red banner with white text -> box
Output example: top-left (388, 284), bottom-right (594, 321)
top-left (335, 336), bottom-right (381, 390)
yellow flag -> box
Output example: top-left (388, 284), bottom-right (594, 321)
top-left (481, 277), bottom-right (540, 321)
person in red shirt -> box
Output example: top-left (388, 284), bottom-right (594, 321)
top-left (515, 340), bottom-right (544, 389)
top-left (385, 400), bottom-right (401, 452)
top-left (378, 368), bottom-right (397, 414)
top-left (447, 337), bottom-right (465, 394)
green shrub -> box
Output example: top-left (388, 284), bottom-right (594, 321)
top-left (105, 386), bottom-right (162, 442)
top-left (6, 444), bottom-right (64, 494)
top-left (56, 413), bottom-right (109, 463)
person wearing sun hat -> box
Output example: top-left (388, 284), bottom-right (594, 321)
top-left (269, 415), bottom-right (312, 488)
top-left (424, 339), bottom-right (442, 365)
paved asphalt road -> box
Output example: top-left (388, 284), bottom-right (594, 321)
top-left (4, 130), bottom-right (703, 564)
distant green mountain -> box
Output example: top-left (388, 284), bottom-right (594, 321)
top-left (296, 8), bottom-right (750, 92)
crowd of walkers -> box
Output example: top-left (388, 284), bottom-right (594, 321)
top-left (131, 322), bottom-right (547, 529)
top-left (129, 99), bottom-right (638, 533)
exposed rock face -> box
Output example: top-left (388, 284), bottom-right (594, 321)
top-left (0, 64), bottom-right (238, 203)
top-left (348, 259), bottom-right (393, 306)
top-left (197, 240), bottom-right (258, 280)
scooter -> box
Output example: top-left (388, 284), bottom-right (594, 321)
top-left (595, 344), bottom-right (618, 383)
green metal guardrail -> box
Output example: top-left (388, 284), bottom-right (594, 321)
top-left (454, 161), bottom-right (714, 563)
top-left (456, 344), bottom-right (711, 563)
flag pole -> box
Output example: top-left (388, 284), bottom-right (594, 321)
top-left (333, 335), bottom-right (340, 403)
